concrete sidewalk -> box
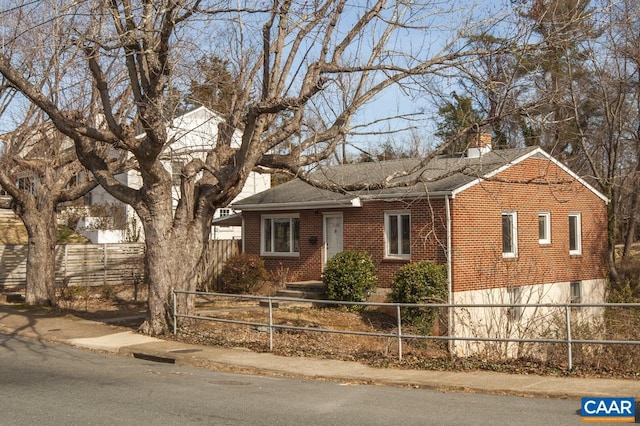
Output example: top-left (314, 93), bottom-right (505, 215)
top-left (1, 305), bottom-right (638, 400)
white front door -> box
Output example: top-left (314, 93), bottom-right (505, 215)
top-left (323, 213), bottom-right (343, 267)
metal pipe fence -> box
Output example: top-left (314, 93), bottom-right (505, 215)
top-left (172, 290), bottom-right (640, 371)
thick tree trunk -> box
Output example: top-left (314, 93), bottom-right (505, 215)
top-left (139, 235), bottom-right (207, 335)
top-left (140, 239), bottom-right (174, 335)
top-left (137, 209), bottom-right (208, 336)
top-left (23, 208), bottom-right (58, 306)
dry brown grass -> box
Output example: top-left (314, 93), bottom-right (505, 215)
top-left (176, 299), bottom-right (449, 365)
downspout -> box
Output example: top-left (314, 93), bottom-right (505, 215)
top-left (445, 194), bottom-right (453, 354)
top-left (241, 216), bottom-right (245, 253)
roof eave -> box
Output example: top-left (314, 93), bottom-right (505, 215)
top-left (233, 197), bottom-right (362, 211)
top-left (360, 190), bottom-right (452, 200)
top-left (212, 212), bottom-right (243, 226)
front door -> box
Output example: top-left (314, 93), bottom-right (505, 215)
top-left (323, 213), bottom-right (343, 268)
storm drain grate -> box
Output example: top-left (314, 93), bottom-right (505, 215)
top-left (133, 352), bottom-right (176, 364)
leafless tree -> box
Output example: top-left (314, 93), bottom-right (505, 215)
top-left (454, 0), bottom-right (640, 281)
top-left (0, 0), bottom-right (528, 334)
top-left (0, 114), bottom-right (102, 305)
top-left (0, 2), bottom-right (110, 305)
top-left (555, 0), bottom-right (640, 280)
top-left (607, 0), bottom-right (640, 260)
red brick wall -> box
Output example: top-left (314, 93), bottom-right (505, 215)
top-left (242, 155), bottom-right (607, 293)
top-left (242, 199), bottom-right (448, 287)
top-left (344, 199), bottom-right (448, 286)
top-left (243, 210), bottom-right (324, 282)
top-left (450, 156), bottom-right (607, 292)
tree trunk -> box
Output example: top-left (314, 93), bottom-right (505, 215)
top-left (607, 199), bottom-right (620, 284)
top-left (137, 211), bottom-right (208, 336)
top-left (139, 239), bottom-right (174, 335)
top-left (23, 208), bottom-right (58, 306)
top-left (623, 180), bottom-right (640, 259)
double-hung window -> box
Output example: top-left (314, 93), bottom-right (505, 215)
top-left (385, 211), bottom-right (411, 259)
top-left (502, 211), bottom-right (518, 258)
top-left (538, 212), bottom-right (551, 245)
top-left (262, 215), bottom-right (300, 256)
top-left (568, 213), bottom-right (582, 255)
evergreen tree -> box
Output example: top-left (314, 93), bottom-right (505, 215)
top-left (435, 93), bottom-right (484, 154)
top-left (188, 56), bottom-right (237, 114)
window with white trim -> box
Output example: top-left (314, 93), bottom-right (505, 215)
top-left (261, 215), bottom-right (300, 256)
top-left (538, 212), bottom-right (551, 244)
top-left (385, 211), bottom-right (411, 258)
top-left (216, 208), bottom-right (233, 228)
top-left (569, 213), bottom-right (582, 255)
top-left (502, 211), bottom-right (518, 258)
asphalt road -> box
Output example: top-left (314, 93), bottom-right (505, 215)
top-left (1, 332), bottom-right (584, 425)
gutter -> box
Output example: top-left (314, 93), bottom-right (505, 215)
top-left (234, 190), bottom-right (454, 212)
top-left (359, 190), bottom-right (453, 200)
top-left (232, 198), bottom-right (362, 211)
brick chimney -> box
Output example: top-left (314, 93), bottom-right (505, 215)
top-left (466, 132), bottom-right (492, 158)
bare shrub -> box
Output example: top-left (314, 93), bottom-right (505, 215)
top-left (611, 257), bottom-right (640, 302)
top-left (219, 254), bottom-right (268, 294)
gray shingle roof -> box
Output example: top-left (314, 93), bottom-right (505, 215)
top-left (234, 146), bottom-right (540, 209)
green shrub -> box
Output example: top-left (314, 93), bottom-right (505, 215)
top-left (219, 254), bottom-right (268, 294)
top-left (390, 261), bottom-right (448, 334)
top-left (323, 250), bottom-right (377, 305)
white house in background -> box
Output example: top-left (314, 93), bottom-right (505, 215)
top-left (79, 106), bottom-right (270, 243)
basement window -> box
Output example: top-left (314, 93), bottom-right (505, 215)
top-left (507, 287), bottom-right (522, 321)
top-left (570, 281), bottom-right (582, 304)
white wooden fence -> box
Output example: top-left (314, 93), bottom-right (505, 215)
top-left (0, 243), bottom-right (145, 288)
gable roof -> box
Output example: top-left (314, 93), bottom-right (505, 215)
top-left (233, 146), bottom-right (607, 210)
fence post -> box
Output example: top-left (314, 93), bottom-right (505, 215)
top-left (565, 304), bottom-right (572, 371)
top-left (64, 245), bottom-right (68, 283)
top-left (173, 291), bottom-right (177, 335)
top-left (397, 304), bottom-right (403, 362)
top-left (103, 244), bottom-right (108, 286)
top-left (268, 297), bottom-right (274, 351)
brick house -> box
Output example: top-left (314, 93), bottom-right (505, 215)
top-left (233, 139), bottom-right (608, 355)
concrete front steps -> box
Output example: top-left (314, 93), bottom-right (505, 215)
top-left (260, 281), bottom-right (325, 308)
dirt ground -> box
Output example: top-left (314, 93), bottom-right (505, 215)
top-left (6, 284), bottom-right (640, 379)
top-left (53, 286), bottom-right (449, 366)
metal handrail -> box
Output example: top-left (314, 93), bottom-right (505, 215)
top-left (172, 290), bottom-right (640, 370)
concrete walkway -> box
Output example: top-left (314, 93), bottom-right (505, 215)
top-left (1, 305), bottom-right (639, 400)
